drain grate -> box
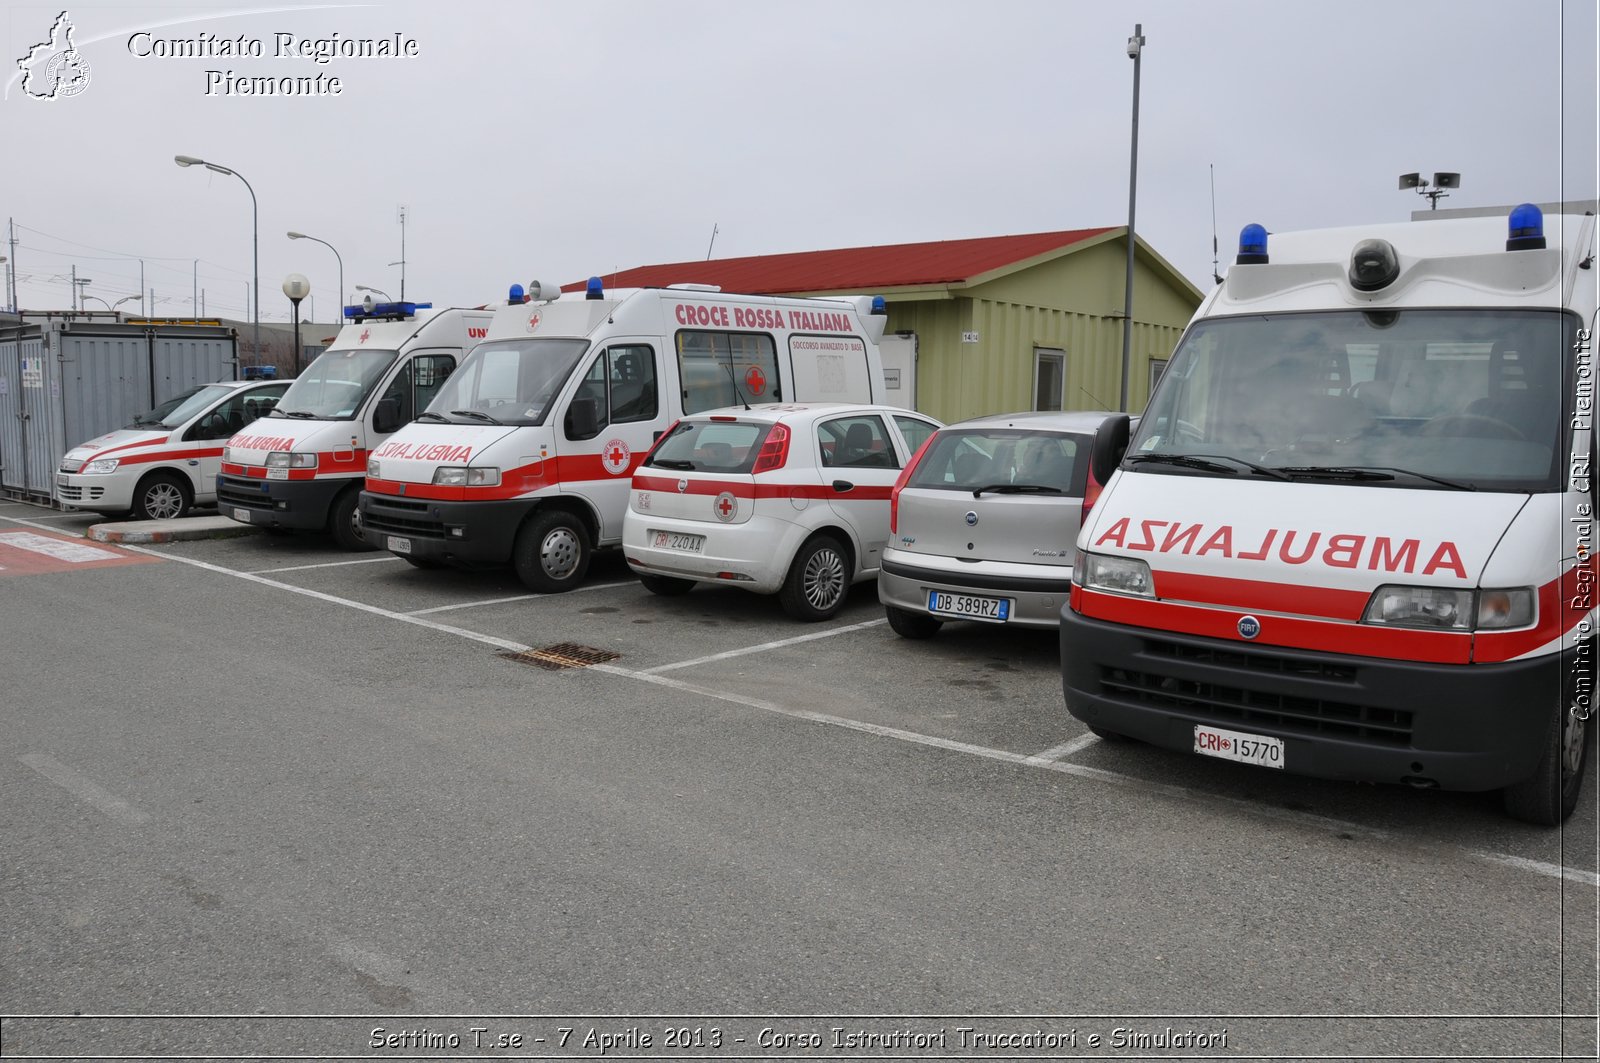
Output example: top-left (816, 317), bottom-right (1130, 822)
top-left (500, 642), bottom-right (621, 670)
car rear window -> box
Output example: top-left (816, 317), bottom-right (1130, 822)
top-left (906, 429), bottom-right (1088, 494)
top-left (645, 419), bottom-right (772, 474)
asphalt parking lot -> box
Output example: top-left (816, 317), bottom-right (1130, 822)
top-left (2, 498), bottom-right (1596, 1059)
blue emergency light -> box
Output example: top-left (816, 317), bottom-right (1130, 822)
top-left (586, 276), bottom-right (604, 300)
top-left (343, 300), bottom-right (433, 319)
top-left (1236, 223), bottom-right (1269, 265)
top-left (1506, 203), bottom-right (1546, 251)
top-left (509, 283), bottom-right (526, 304)
top-left (870, 295), bottom-right (887, 315)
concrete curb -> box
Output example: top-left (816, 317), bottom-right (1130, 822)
top-left (88, 515), bottom-right (260, 544)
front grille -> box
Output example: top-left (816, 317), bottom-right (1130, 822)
top-left (217, 478), bottom-right (274, 511)
top-left (1100, 643), bottom-right (1412, 746)
top-left (57, 484), bottom-right (82, 501)
top-left (363, 499), bottom-right (444, 539)
top-left (59, 458), bottom-right (83, 473)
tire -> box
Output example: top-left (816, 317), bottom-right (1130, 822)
top-left (779, 534), bottom-right (850, 622)
top-left (885, 605), bottom-right (941, 639)
top-left (639, 573), bottom-right (695, 596)
top-left (401, 556), bottom-right (443, 569)
top-left (327, 488), bottom-right (375, 552)
top-left (131, 472), bottom-right (192, 522)
top-left (512, 510), bottom-right (591, 593)
top-left (1502, 679), bottom-right (1592, 826)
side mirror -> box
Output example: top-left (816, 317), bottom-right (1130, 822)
top-left (373, 398), bottom-right (403, 434)
top-left (566, 396), bottom-right (600, 440)
top-left (1090, 413), bottom-right (1132, 484)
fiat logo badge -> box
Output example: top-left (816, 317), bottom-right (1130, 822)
top-left (964, 511), bottom-right (978, 526)
top-left (1237, 615), bottom-right (1261, 640)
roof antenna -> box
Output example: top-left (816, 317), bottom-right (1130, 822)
top-left (1210, 163), bottom-right (1223, 285)
top-left (706, 223), bottom-right (719, 261)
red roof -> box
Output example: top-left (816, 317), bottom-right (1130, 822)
top-left (562, 227), bottom-right (1118, 295)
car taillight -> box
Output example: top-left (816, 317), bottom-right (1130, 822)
top-left (751, 423), bottom-right (790, 473)
top-left (1081, 462), bottom-right (1105, 524)
top-left (890, 434), bottom-right (936, 534)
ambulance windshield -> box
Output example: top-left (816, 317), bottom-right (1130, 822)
top-left (273, 348), bottom-right (398, 419)
top-left (421, 338), bottom-right (589, 426)
top-left (1131, 309), bottom-right (1572, 492)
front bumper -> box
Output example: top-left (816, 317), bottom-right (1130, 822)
top-left (55, 471), bottom-right (134, 512)
top-left (1059, 605), bottom-right (1565, 792)
top-left (217, 473), bottom-right (351, 530)
top-left (358, 491), bottom-right (539, 565)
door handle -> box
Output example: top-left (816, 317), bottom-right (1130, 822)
top-left (831, 480), bottom-right (854, 493)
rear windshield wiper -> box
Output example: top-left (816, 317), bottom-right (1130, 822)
top-left (1126, 453), bottom-right (1289, 480)
top-left (970, 483), bottom-right (1063, 496)
top-left (1277, 465), bottom-right (1476, 491)
top-left (649, 458), bottom-right (695, 470)
top-left (451, 409), bottom-right (503, 425)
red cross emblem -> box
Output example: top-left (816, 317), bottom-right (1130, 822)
top-left (744, 366), bottom-right (767, 396)
top-left (359, 328), bottom-right (370, 344)
top-left (526, 311), bottom-right (542, 333)
top-left (600, 437), bottom-right (631, 475)
top-left (714, 491), bottom-right (738, 522)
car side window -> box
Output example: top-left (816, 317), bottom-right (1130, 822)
top-left (607, 344), bottom-right (658, 423)
top-left (892, 414), bottom-right (938, 456)
top-left (819, 414), bottom-right (897, 470)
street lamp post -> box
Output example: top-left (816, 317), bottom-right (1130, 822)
top-left (175, 155), bottom-right (258, 362)
top-left (283, 273), bottom-right (310, 376)
top-left (287, 231), bottom-right (344, 317)
top-left (1117, 23), bottom-right (1146, 414)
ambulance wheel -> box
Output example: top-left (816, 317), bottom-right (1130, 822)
top-left (1502, 679), bottom-right (1592, 826)
top-left (780, 533), bottom-right (850, 622)
top-left (131, 472), bottom-right (192, 521)
top-left (514, 510), bottom-right (590, 593)
top-left (885, 605), bottom-right (941, 640)
top-left (328, 489), bottom-right (375, 552)
top-left (638, 573), bottom-right (695, 597)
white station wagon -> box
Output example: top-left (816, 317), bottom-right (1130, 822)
top-left (623, 403), bottom-right (942, 620)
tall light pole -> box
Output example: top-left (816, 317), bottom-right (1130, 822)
top-left (175, 154), bottom-right (258, 361)
top-left (1117, 23), bottom-right (1146, 414)
top-left (283, 273), bottom-right (309, 376)
top-left (288, 231), bottom-right (344, 317)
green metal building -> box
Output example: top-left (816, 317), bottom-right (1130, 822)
top-left (570, 227), bottom-right (1205, 423)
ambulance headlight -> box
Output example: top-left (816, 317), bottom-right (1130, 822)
top-left (432, 466), bottom-right (501, 487)
top-left (1362, 585), bottom-right (1472, 630)
top-left (1077, 552), bottom-right (1153, 598)
top-left (83, 458), bottom-right (121, 474)
top-left (265, 451), bottom-right (317, 469)
top-left (1477, 588), bottom-right (1535, 630)
top-left (366, 458), bottom-right (382, 478)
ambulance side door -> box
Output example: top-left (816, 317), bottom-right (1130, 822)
top-left (562, 340), bottom-right (666, 540)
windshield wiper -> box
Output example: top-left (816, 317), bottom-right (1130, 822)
top-left (650, 458), bottom-right (695, 471)
top-left (1277, 465), bottom-right (1476, 491)
top-left (1126, 453), bottom-right (1290, 480)
top-left (971, 483), bottom-right (1063, 496)
top-left (276, 409), bottom-right (320, 419)
top-left (451, 409), bottom-right (503, 425)
top-left (415, 412), bottom-right (451, 423)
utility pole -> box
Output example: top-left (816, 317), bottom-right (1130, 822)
top-left (7, 218), bottom-right (17, 312)
top-left (1117, 22), bottom-right (1146, 414)
top-left (397, 204), bottom-right (407, 301)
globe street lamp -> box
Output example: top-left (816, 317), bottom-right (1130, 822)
top-left (287, 231), bottom-right (344, 315)
top-left (283, 273), bottom-right (310, 376)
top-left (175, 154), bottom-right (258, 362)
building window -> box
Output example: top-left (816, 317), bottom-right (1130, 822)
top-left (1148, 357), bottom-right (1169, 400)
top-left (1033, 348), bottom-right (1065, 412)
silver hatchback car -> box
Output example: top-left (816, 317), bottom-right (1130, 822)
top-left (878, 411), bottom-right (1132, 637)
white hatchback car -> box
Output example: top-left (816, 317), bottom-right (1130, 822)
top-left (623, 403), bottom-right (942, 620)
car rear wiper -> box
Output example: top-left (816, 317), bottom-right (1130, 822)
top-left (971, 483), bottom-right (1063, 496)
top-left (451, 409), bottom-right (503, 425)
top-left (1277, 465), bottom-right (1476, 491)
top-left (1126, 453), bottom-right (1290, 480)
top-left (650, 458), bottom-right (695, 470)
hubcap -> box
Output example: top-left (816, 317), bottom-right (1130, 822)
top-left (145, 484), bottom-right (183, 520)
top-left (803, 547), bottom-right (845, 610)
top-left (541, 527), bottom-right (581, 580)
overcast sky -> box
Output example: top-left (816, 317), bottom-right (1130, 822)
top-left (3, 0), bottom-right (1595, 324)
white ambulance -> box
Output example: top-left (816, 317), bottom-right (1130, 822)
top-left (1062, 204), bottom-right (1598, 824)
top-left (358, 279), bottom-right (892, 590)
top-left (57, 378), bottom-right (289, 520)
top-left (218, 300), bottom-right (492, 548)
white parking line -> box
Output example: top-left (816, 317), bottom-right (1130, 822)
top-left (407, 580), bottom-right (634, 616)
top-left (1024, 733), bottom-right (1099, 765)
top-left (19, 753), bottom-right (152, 826)
top-left (251, 556), bottom-right (403, 574)
top-left (642, 618), bottom-right (887, 674)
